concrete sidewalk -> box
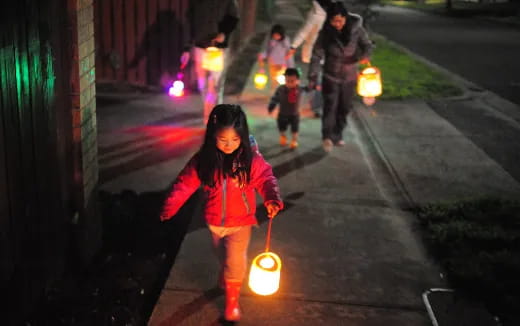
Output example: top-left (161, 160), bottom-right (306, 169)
top-left (146, 2), bottom-right (445, 325)
top-left (146, 85), bottom-right (443, 326)
top-left (143, 71), bottom-right (519, 326)
top-left (94, 0), bottom-right (520, 325)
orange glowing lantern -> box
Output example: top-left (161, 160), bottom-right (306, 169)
top-left (248, 219), bottom-right (282, 296)
top-left (254, 70), bottom-right (268, 90)
top-left (249, 252), bottom-right (281, 296)
top-left (202, 46), bottom-right (224, 72)
top-left (357, 66), bottom-right (382, 98)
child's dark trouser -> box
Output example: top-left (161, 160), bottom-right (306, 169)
top-left (277, 114), bottom-right (300, 133)
top-left (321, 78), bottom-right (356, 142)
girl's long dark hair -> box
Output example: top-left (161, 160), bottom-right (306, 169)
top-left (197, 104), bottom-right (253, 187)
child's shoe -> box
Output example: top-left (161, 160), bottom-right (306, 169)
top-left (290, 140), bottom-right (298, 149)
top-left (279, 134), bottom-right (287, 146)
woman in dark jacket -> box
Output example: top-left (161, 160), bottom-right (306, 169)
top-left (308, 2), bottom-right (373, 152)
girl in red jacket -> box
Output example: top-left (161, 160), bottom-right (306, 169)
top-left (159, 104), bottom-right (283, 322)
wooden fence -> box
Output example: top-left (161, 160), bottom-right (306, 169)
top-left (0, 0), bottom-right (75, 322)
top-left (94, 0), bottom-right (258, 87)
top-left (94, 0), bottom-right (190, 86)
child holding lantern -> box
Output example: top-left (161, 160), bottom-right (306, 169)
top-left (258, 24), bottom-right (295, 90)
top-left (159, 104), bottom-right (283, 322)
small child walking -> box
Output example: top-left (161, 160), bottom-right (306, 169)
top-left (258, 24), bottom-right (294, 90)
top-left (268, 68), bottom-right (308, 149)
top-left (159, 104), bottom-right (283, 322)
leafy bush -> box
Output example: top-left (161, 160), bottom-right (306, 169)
top-left (414, 197), bottom-right (520, 324)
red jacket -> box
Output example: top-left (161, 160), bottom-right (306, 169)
top-left (160, 151), bottom-right (283, 227)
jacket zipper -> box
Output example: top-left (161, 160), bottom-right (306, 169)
top-left (221, 177), bottom-right (227, 226)
top-left (242, 192), bottom-right (250, 215)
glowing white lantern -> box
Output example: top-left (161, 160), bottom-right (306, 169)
top-left (276, 73), bottom-right (285, 85)
top-left (357, 66), bottom-right (382, 98)
top-left (248, 252), bottom-right (282, 296)
top-left (168, 73), bottom-right (185, 97)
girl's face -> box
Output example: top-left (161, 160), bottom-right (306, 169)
top-left (216, 127), bottom-right (241, 154)
top-left (330, 14), bottom-right (346, 31)
top-left (272, 32), bottom-right (282, 41)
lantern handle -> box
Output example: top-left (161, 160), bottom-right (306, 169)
top-left (264, 218), bottom-right (273, 252)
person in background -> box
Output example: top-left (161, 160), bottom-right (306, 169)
top-left (286, 0), bottom-right (331, 64)
top-left (180, 0), bottom-right (240, 123)
top-left (258, 24), bottom-right (295, 91)
top-left (286, 0), bottom-right (332, 118)
top-left (308, 2), bottom-right (373, 152)
top-left (268, 68), bottom-right (309, 149)
top-left (160, 104), bottom-right (283, 322)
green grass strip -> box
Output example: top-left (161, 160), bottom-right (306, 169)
top-left (368, 34), bottom-right (463, 99)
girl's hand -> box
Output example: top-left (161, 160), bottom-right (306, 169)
top-left (180, 51), bottom-right (190, 69)
top-left (285, 48), bottom-right (296, 60)
top-left (160, 212), bottom-right (171, 222)
top-left (266, 203), bottom-right (280, 219)
top-left (213, 33), bottom-right (226, 44)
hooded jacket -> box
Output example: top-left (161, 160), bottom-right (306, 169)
top-left (160, 150), bottom-right (283, 227)
top-left (309, 12), bottom-right (372, 83)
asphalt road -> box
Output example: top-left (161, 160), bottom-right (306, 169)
top-left (370, 5), bottom-right (520, 106)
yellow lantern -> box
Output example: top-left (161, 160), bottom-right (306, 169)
top-left (254, 71), bottom-right (268, 90)
top-left (202, 46), bottom-right (224, 72)
top-left (357, 66), bottom-right (382, 98)
top-left (248, 219), bottom-right (282, 296)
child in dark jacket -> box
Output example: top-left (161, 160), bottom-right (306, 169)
top-left (159, 104), bottom-right (283, 322)
top-left (268, 68), bottom-right (309, 149)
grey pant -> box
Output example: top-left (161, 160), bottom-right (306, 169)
top-left (321, 78), bottom-right (356, 142)
top-left (208, 225), bottom-right (252, 283)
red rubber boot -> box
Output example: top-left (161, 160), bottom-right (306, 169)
top-left (224, 281), bottom-right (242, 321)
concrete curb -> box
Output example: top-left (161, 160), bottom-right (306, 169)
top-left (351, 106), bottom-right (417, 210)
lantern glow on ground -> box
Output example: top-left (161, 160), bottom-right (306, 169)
top-left (249, 252), bottom-right (281, 296)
